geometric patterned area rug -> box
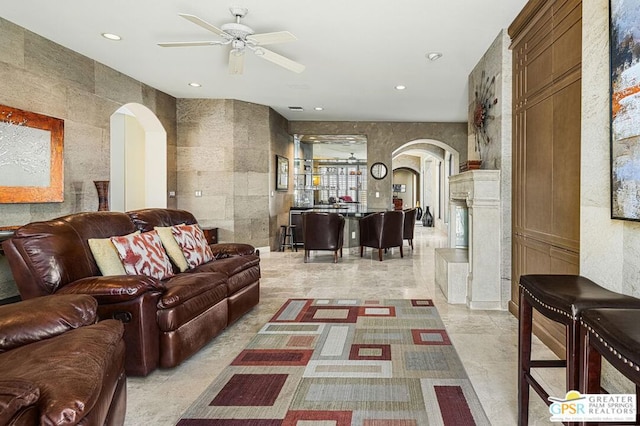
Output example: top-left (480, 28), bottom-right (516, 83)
top-left (176, 298), bottom-right (490, 425)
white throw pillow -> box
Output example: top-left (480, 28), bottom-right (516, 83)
top-left (88, 231), bottom-right (140, 276)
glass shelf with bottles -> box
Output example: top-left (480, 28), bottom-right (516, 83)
top-left (293, 159), bottom-right (367, 207)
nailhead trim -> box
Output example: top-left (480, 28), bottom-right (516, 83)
top-left (580, 319), bottom-right (640, 372)
top-left (520, 284), bottom-right (574, 320)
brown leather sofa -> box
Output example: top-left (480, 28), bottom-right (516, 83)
top-left (2, 208), bottom-right (260, 376)
top-left (0, 294), bottom-right (126, 425)
top-left (359, 211), bottom-right (405, 261)
top-left (301, 212), bottom-right (345, 263)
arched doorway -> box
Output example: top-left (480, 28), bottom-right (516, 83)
top-left (392, 139), bottom-right (459, 230)
top-left (110, 104), bottom-right (167, 212)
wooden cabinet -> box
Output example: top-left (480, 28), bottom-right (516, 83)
top-left (509, 0), bottom-right (582, 357)
top-left (201, 227), bottom-right (218, 245)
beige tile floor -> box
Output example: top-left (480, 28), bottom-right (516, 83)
top-left (125, 225), bottom-right (564, 425)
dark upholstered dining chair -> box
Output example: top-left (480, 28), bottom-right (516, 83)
top-left (403, 208), bottom-right (417, 249)
top-left (301, 212), bottom-right (345, 263)
top-left (359, 210), bottom-right (404, 261)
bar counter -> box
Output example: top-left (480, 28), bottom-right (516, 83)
top-left (289, 205), bottom-right (385, 249)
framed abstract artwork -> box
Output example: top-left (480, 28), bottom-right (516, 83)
top-left (610, 1), bottom-right (640, 220)
top-left (0, 105), bottom-right (64, 203)
top-left (276, 155), bottom-right (289, 191)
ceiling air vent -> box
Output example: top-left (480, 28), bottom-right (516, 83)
top-left (288, 106), bottom-right (304, 111)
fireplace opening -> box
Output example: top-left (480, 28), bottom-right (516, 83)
top-left (454, 204), bottom-right (469, 248)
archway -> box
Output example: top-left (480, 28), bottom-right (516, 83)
top-left (110, 104), bottom-right (167, 212)
top-left (392, 139), bottom-right (459, 230)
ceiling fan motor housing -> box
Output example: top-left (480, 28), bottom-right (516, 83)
top-left (221, 22), bottom-right (254, 39)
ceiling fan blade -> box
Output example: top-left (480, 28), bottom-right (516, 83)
top-left (246, 31), bottom-right (297, 46)
top-left (256, 48), bottom-right (305, 73)
top-left (229, 50), bottom-right (245, 75)
top-left (158, 41), bottom-right (221, 47)
top-left (178, 13), bottom-right (228, 38)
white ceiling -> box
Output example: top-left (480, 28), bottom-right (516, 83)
top-left (1, 0), bottom-right (526, 122)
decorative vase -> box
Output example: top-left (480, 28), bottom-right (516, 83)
top-left (422, 206), bottom-right (434, 227)
top-left (93, 180), bottom-right (110, 211)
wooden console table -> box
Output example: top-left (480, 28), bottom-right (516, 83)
top-left (0, 226), bottom-right (19, 256)
top-left (201, 227), bottom-right (218, 245)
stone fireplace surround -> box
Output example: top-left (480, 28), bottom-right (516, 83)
top-left (435, 170), bottom-right (503, 309)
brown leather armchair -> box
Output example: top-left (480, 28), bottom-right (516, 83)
top-left (359, 211), bottom-right (405, 261)
top-left (301, 212), bottom-right (345, 263)
top-left (0, 294), bottom-right (126, 425)
top-left (403, 208), bottom-right (417, 249)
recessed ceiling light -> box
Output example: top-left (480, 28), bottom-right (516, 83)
top-left (101, 33), bottom-right (121, 41)
top-left (395, 85), bottom-right (406, 90)
top-left (288, 106), bottom-right (304, 111)
top-left (188, 82), bottom-right (201, 87)
top-left (426, 52), bottom-right (443, 61)
top-left (314, 107), bottom-right (324, 111)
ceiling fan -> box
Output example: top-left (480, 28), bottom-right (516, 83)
top-left (158, 7), bottom-right (305, 75)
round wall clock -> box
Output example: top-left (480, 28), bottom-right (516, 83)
top-left (370, 162), bottom-right (388, 180)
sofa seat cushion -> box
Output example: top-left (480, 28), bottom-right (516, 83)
top-left (0, 379), bottom-right (40, 425)
top-left (211, 243), bottom-right (257, 258)
top-left (157, 272), bottom-right (228, 332)
top-left (0, 320), bottom-right (124, 426)
top-left (191, 255), bottom-right (259, 277)
top-left (191, 255), bottom-right (260, 295)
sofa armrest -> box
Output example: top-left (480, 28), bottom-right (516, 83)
top-left (0, 294), bottom-right (97, 352)
top-left (56, 275), bottom-right (165, 304)
top-left (210, 243), bottom-right (258, 258)
top-left (0, 379), bottom-right (40, 425)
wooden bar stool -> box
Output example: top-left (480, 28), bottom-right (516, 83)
top-left (580, 308), bottom-right (640, 425)
top-left (518, 275), bottom-right (640, 425)
top-left (279, 224), bottom-right (297, 252)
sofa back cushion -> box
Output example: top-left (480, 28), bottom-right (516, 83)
top-left (8, 220), bottom-right (96, 297)
top-left (127, 208), bottom-right (198, 232)
top-left (5, 212), bottom-right (137, 298)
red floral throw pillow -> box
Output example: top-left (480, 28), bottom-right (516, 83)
top-left (110, 230), bottom-right (174, 280)
top-left (171, 224), bottom-right (214, 269)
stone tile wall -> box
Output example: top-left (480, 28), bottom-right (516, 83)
top-left (0, 18), bottom-right (177, 298)
top-left (177, 99), bottom-right (289, 249)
